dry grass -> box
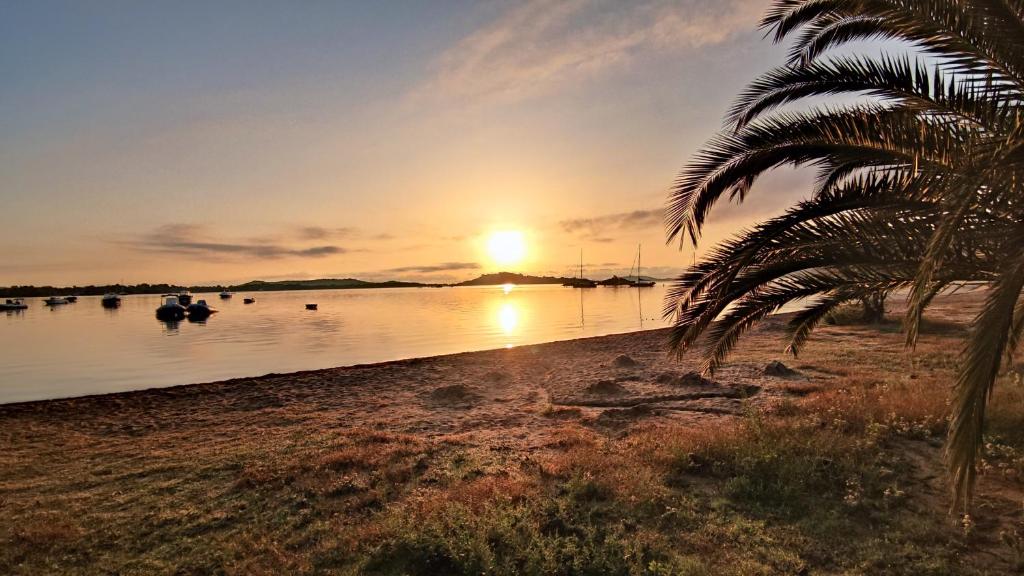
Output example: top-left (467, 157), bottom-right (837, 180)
top-left (2, 292), bottom-right (1023, 574)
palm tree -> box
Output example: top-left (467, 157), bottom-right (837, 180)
top-left (665, 0), bottom-right (1024, 509)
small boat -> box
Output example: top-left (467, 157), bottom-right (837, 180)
top-left (565, 250), bottom-right (597, 288)
top-left (186, 299), bottom-right (217, 320)
top-left (598, 275), bottom-right (635, 287)
top-left (177, 292), bottom-right (193, 306)
top-left (43, 296), bottom-right (69, 306)
top-left (155, 296), bottom-right (186, 321)
top-left (631, 244), bottom-right (656, 287)
top-left (243, 297), bottom-right (256, 304)
top-left (0, 298), bottom-right (27, 311)
top-left (101, 293), bottom-right (122, 308)
top-left (65, 295), bottom-right (78, 303)
top-left (219, 291), bottom-right (233, 299)
top-left (305, 303), bottom-right (318, 310)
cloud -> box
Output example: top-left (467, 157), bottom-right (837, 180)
top-left (418, 0), bottom-right (764, 105)
top-left (382, 262), bottom-right (482, 274)
top-left (560, 208), bottom-right (664, 239)
top-left (296, 226), bottom-right (357, 241)
top-left (128, 224), bottom-right (346, 259)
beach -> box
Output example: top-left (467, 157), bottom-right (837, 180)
top-left (3, 291), bottom-right (1023, 574)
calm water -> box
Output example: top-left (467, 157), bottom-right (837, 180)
top-left (0, 284), bottom-right (669, 403)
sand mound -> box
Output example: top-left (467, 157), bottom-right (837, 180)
top-left (428, 384), bottom-right (481, 405)
top-left (764, 361), bottom-right (798, 377)
top-left (585, 379), bottom-right (628, 395)
top-left (613, 354), bottom-right (639, 368)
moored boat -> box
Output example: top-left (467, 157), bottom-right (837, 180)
top-left (566, 250), bottom-right (597, 288)
top-left (65, 295), bottom-right (78, 303)
top-left (243, 297), bottom-right (256, 304)
top-left (177, 292), bottom-right (193, 306)
top-left (598, 275), bottom-right (635, 287)
top-left (43, 296), bottom-right (69, 306)
top-left (305, 303), bottom-right (318, 310)
top-left (186, 299), bottom-right (217, 320)
top-left (0, 298), bottom-right (27, 311)
top-left (101, 293), bottom-right (122, 308)
top-left (219, 291), bottom-right (233, 299)
top-left (627, 244), bottom-right (656, 287)
top-left (155, 296), bottom-right (186, 321)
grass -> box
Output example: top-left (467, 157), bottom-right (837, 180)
top-left (2, 303), bottom-right (1024, 574)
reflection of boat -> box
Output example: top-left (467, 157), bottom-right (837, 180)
top-left (564, 249), bottom-right (597, 288)
top-left (243, 297), bottom-right (256, 304)
top-left (177, 292), bottom-right (193, 306)
top-left (0, 298), bottom-right (27, 310)
top-left (186, 299), bottom-right (216, 320)
top-left (44, 296), bottom-right (69, 306)
top-left (305, 303), bottom-right (318, 310)
top-left (101, 293), bottom-right (122, 308)
top-left (155, 296), bottom-right (186, 321)
top-left (219, 291), bottom-right (233, 299)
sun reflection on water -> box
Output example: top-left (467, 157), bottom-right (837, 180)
top-left (498, 302), bottom-right (518, 335)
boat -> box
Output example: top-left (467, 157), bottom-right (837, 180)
top-left (243, 297), bottom-right (256, 304)
top-left (43, 296), bottom-right (69, 306)
top-left (598, 275), bottom-right (635, 287)
top-left (0, 298), bottom-right (27, 311)
top-left (101, 293), bottom-right (122, 308)
top-left (305, 303), bottom-right (318, 310)
top-left (629, 244), bottom-right (656, 288)
top-left (155, 296), bottom-right (186, 321)
top-left (177, 292), bottom-right (193, 306)
top-left (186, 299), bottom-right (217, 320)
top-left (564, 250), bottom-right (597, 288)
top-left (65, 295), bottom-right (78, 303)
top-left (219, 291), bottom-right (233, 299)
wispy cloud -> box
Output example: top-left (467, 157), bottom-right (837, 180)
top-left (127, 224), bottom-right (346, 260)
top-left (295, 226), bottom-right (357, 241)
top-left (382, 262), bottom-right (481, 274)
top-left (417, 0), bottom-right (764, 105)
top-left (560, 208), bottom-right (664, 241)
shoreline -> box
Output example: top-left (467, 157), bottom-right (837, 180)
top-left (5, 290), bottom-right (1024, 574)
top-left (0, 326), bottom-right (676, 409)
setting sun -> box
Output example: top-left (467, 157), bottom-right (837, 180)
top-left (487, 230), bottom-right (526, 267)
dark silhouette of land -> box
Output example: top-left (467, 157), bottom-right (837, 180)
top-left (454, 272), bottom-right (580, 286)
top-left (0, 278), bottom-right (441, 297)
top-left (1, 272), bottom-right (670, 297)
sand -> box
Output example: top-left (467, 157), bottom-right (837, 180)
top-left (0, 317), bottom-right (813, 454)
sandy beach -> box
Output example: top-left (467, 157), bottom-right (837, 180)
top-left (3, 291), bottom-right (1023, 574)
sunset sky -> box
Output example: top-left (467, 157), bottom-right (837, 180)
top-left (0, 0), bottom-right (813, 286)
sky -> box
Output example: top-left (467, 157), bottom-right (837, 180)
top-left (0, 0), bottom-right (815, 286)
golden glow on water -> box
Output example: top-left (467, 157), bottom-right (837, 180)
top-left (0, 285), bottom-right (675, 403)
top-left (487, 230), bottom-right (526, 267)
top-left (497, 302), bottom-right (519, 334)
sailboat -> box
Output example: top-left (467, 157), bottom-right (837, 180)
top-left (631, 244), bottom-right (655, 287)
top-left (563, 249), bottom-right (597, 288)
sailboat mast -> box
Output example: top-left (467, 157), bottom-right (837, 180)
top-left (637, 243), bottom-right (641, 281)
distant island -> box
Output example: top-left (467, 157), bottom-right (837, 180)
top-left (0, 272), bottom-right (666, 297)
top-left (454, 272), bottom-right (580, 286)
top-left (0, 278), bottom-right (442, 297)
